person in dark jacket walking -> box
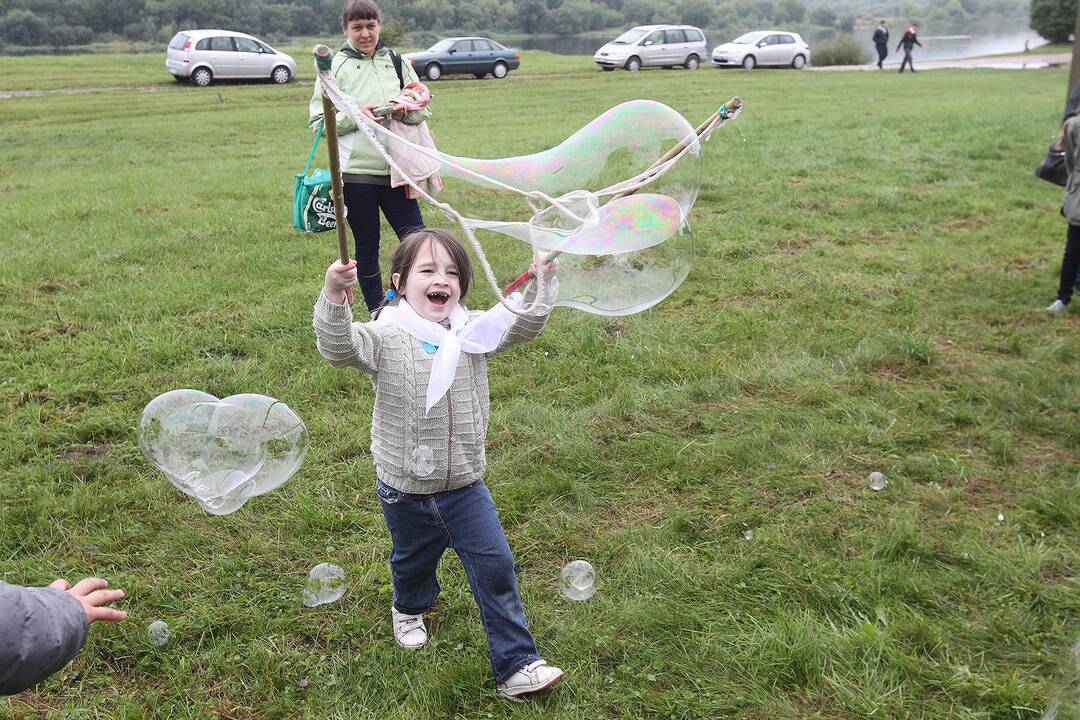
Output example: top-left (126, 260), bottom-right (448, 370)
top-left (0, 577), bottom-right (127, 695)
top-left (1048, 114), bottom-right (1080, 312)
top-left (872, 20), bottom-right (889, 69)
top-left (896, 24), bottom-right (922, 73)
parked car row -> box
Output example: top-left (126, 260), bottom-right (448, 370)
top-left (594, 25), bottom-right (811, 71)
top-left (165, 27), bottom-right (810, 87)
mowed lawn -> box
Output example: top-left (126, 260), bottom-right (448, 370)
top-left (1, 52), bottom-right (1078, 719)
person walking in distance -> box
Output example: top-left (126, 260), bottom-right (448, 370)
top-left (872, 20), bottom-right (889, 69)
top-left (896, 23), bottom-right (922, 73)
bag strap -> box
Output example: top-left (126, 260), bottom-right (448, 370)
top-left (303, 122), bottom-right (324, 176)
top-left (389, 49), bottom-right (405, 90)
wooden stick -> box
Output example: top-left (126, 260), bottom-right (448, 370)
top-left (314, 44), bottom-right (355, 304)
top-left (502, 97), bottom-right (742, 294)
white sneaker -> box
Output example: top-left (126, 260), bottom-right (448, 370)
top-left (391, 607), bottom-right (428, 649)
top-left (496, 659), bottom-right (564, 700)
top-left (1047, 299), bottom-right (1067, 313)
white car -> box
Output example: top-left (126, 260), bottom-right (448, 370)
top-left (594, 25), bottom-right (708, 71)
top-left (711, 31), bottom-right (811, 70)
top-left (166, 29), bottom-right (297, 86)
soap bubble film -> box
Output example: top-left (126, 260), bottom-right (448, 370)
top-left (411, 445), bottom-right (435, 477)
top-left (560, 560), bottom-right (597, 601)
top-left (148, 620), bottom-right (169, 646)
top-left (139, 391), bottom-right (308, 515)
top-left (302, 563), bottom-right (347, 607)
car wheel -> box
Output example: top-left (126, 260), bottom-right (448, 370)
top-left (191, 67), bottom-right (212, 86)
top-left (492, 61), bottom-right (508, 79)
top-left (792, 54), bottom-right (806, 69)
top-left (741, 55), bottom-right (756, 70)
top-left (684, 54), bottom-right (700, 70)
top-left (271, 65), bottom-right (291, 84)
top-left (625, 56), bottom-right (641, 71)
top-left (425, 63), bottom-right (442, 81)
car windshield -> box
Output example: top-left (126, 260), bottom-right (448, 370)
top-left (731, 32), bottom-right (767, 44)
top-left (168, 33), bottom-right (188, 50)
top-left (428, 40), bottom-right (455, 52)
top-left (612, 29), bottom-right (646, 45)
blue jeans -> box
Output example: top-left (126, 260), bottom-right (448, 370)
top-left (375, 478), bottom-right (540, 682)
top-left (342, 183), bottom-right (425, 312)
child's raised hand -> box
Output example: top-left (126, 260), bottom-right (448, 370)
top-left (324, 260), bottom-right (358, 304)
top-left (50, 578), bottom-right (127, 623)
top-left (529, 257), bottom-right (559, 280)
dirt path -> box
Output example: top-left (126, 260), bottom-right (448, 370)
top-left (810, 52), bottom-right (1070, 72)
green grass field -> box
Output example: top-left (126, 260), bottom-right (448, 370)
top-left (1, 51), bottom-right (1079, 719)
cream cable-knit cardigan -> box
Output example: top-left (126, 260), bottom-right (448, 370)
top-left (313, 284), bottom-right (553, 494)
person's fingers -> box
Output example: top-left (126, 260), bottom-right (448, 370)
top-left (86, 606), bottom-right (127, 623)
top-left (49, 579), bottom-right (70, 591)
top-left (69, 578), bottom-right (108, 597)
top-left (81, 588), bottom-right (125, 607)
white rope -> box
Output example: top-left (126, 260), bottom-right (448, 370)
top-left (315, 67), bottom-right (741, 315)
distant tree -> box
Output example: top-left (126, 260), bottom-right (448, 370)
top-left (810, 6), bottom-right (837, 26)
top-left (550, 0), bottom-right (619, 32)
top-left (622, 0), bottom-right (664, 25)
top-left (517, 0), bottom-right (549, 33)
top-left (677, 0), bottom-right (713, 27)
top-left (837, 14), bottom-right (854, 32)
top-left (776, 0), bottom-right (805, 23)
top-left (1030, 0), bottom-right (1076, 42)
top-left (0, 9), bottom-right (48, 45)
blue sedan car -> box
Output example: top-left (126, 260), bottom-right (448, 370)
top-left (404, 37), bottom-right (521, 81)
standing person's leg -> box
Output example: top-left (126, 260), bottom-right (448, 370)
top-left (877, 44), bottom-right (886, 68)
top-left (378, 185), bottom-right (425, 243)
top-left (376, 480), bottom-right (449, 616)
top-left (342, 183), bottom-right (386, 312)
top-left (436, 482), bottom-right (540, 683)
top-left (1056, 223), bottom-right (1080, 304)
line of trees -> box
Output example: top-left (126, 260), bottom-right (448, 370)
top-left (0, 0), bottom-right (1034, 50)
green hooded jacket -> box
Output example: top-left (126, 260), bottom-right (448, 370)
top-left (308, 41), bottom-right (432, 176)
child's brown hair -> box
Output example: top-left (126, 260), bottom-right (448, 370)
top-left (341, 0), bottom-right (381, 27)
top-left (374, 229), bottom-right (474, 317)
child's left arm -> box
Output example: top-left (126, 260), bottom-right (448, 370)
top-left (487, 259), bottom-right (558, 356)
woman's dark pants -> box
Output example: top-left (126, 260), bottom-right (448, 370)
top-left (343, 183), bottom-right (424, 312)
top-left (875, 43), bottom-right (887, 68)
top-left (1058, 223), bottom-right (1080, 304)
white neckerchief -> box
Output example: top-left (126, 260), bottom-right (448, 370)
top-left (377, 294), bottom-right (523, 414)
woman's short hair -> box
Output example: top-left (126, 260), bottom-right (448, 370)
top-left (341, 0), bottom-right (381, 26)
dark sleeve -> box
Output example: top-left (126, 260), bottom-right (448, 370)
top-left (0, 582), bottom-right (88, 695)
top-left (914, 36), bottom-right (922, 47)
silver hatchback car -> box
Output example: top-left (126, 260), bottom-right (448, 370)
top-left (593, 25), bottom-right (708, 72)
top-left (166, 29), bottom-right (297, 86)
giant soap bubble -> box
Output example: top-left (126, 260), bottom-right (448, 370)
top-left (138, 390), bottom-right (308, 515)
top-left (317, 59), bottom-right (737, 316)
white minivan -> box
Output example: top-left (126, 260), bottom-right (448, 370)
top-left (166, 29), bottom-right (297, 86)
top-left (594, 25), bottom-right (708, 72)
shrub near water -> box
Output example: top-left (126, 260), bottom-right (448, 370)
top-left (812, 35), bottom-right (871, 66)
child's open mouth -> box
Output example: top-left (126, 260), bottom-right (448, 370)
top-left (426, 291), bottom-right (450, 307)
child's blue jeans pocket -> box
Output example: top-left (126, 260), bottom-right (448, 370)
top-left (375, 478), bottom-right (404, 505)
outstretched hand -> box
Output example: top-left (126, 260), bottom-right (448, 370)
top-left (50, 578), bottom-right (127, 623)
top-left (529, 257), bottom-right (559, 280)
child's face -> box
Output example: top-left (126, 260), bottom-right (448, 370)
top-left (394, 241), bottom-right (462, 323)
top-left (344, 17), bottom-right (380, 56)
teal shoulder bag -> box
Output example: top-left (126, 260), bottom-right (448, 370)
top-left (292, 123), bottom-right (336, 232)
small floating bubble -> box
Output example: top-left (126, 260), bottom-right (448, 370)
top-left (868, 472), bottom-right (887, 491)
top-left (560, 560), bottom-right (596, 601)
top-left (148, 620), bottom-right (170, 646)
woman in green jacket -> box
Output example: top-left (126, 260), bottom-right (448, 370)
top-left (309, 0), bottom-right (432, 313)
